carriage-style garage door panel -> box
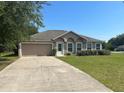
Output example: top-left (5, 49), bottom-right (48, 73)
top-left (22, 44), bottom-right (52, 56)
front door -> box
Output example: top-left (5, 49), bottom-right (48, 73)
top-left (56, 43), bottom-right (64, 56)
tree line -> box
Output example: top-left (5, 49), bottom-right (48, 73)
top-left (103, 33), bottom-right (124, 51)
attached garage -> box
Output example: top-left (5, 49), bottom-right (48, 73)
top-left (21, 43), bottom-right (52, 56)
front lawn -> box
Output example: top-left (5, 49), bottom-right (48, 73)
top-left (58, 53), bottom-right (124, 92)
top-left (0, 52), bottom-right (18, 71)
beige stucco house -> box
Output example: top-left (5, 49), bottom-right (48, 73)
top-left (19, 30), bottom-right (103, 57)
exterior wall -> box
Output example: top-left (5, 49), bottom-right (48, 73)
top-left (86, 42), bottom-right (102, 51)
top-left (54, 32), bottom-right (103, 55)
top-left (54, 32), bottom-right (87, 55)
top-left (74, 42), bottom-right (77, 53)
top-left (20, 41), bottom-right (102, 57)
top-left (62, 32), bottom-right (87, 54)
top-left (64, 42), bottom-right (67, 54)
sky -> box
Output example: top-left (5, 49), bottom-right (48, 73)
top-left (39, 1), bottom-right (124, 42)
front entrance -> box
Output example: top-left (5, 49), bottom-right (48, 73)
top-left (56, 43), bottom-right (64, 56)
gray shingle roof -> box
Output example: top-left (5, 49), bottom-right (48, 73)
top-left (80, 35), bottom-right (102, 42)
top-left (30, 30), bottom-right (67, 41)
top-left (30, 30), bottom-right (102, 42)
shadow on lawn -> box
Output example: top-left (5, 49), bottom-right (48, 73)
top-left (0, 53), bottom-right (17, 61)
top-left (0, 58), bottom-right (9, 61)
top-left (3, 54), bottom-right (16, 57)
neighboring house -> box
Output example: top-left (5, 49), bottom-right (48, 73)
top-left (19, 30), bottom-right (103, 56)
top-left (114, 45), bottom-right (124, 51)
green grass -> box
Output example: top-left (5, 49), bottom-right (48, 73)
top-left (58, 53), bottom-right (124, 92)
top-left (0, 52), bottom-right (18, 71)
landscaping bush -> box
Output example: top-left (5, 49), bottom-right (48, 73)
top-left (92, 50), bottom-right (97, 55)
top-left (82, 50), bottom-right (96, 56)
top-left (65, 52), bottom-right (71, 56)
top-left (51, 49), bottom-right (56, 56)
top-left (76, 51), bottom-right (82, 56)
top-left (76, 50), bottom-right (110, 56)
top-left (13, 49), bottom-right (18, 55)
top-left (97, 50), bottom-right (111, 55)
top-left (97, 50), bottom-right (104, 55)
top-left (0, 44), bottom-right (6, 53)
top-left (0, 44), bottom-right (6, 57)
top-left (103, 50), bottom-right (111, 55)
top-left (81, 50), bottom-right (87, 56)
top-left (86, 50), bottom-right (91, 55)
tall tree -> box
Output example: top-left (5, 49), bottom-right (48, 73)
top-left (0, 1), bottom-right (46, 52)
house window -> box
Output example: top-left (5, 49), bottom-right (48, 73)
top-left (96, 44), bottom-right (100, 50)
top-left (68, 43), bottom-right (73, 52)
top-left (77, 43), bottom-right (82, 51)
top-left (82, 42), bottom-right (86, 49)
top-left (87, 43), bottom-right (91, 50)
top-left (92, 43), bottom-right (96, 50)
top-left (58, 44), bottom-right (62, 51)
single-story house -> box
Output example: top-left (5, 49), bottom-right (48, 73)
top-left (114, 45), bottom-right (124, 51)
top-left (18, 30), bottom-right (103, 56)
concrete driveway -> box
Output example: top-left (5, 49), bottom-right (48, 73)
top-left (0, 56), bottom-right (112, 92)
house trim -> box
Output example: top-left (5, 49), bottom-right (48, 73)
top-left (100, 43), bottom-right (102, 50)
top-left (18, 43), bottom-right (22, 57)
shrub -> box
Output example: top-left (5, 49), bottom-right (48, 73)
top-left (91, 50), bottom-right (97, 55)
top-left (13, 49), bottom-right (18, 55)
top-left (103, 50), bottom-right (111, 55)
top-left (89, 50), bottom-right (93, 55)
top-left (84, 50), bottom-right (93, 55)
top-left (76, 50), bottom-right (110, 56)
top-left (86, 50), bottom-right (90, 55)
top-left (81, 50), bottom-right (87, 56)
top-left (51, 49), bottom-right (56, 56)
top-left (76, 51), bottom-right (82, 56)
top-left (98, 50), bottom-right (104, 55)
top-left (0, 44), bottom-right (6, 53)
top-left (97, 50), bottom-right (111, 55)
top-left (65, 52), bottom-right (71, 56)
